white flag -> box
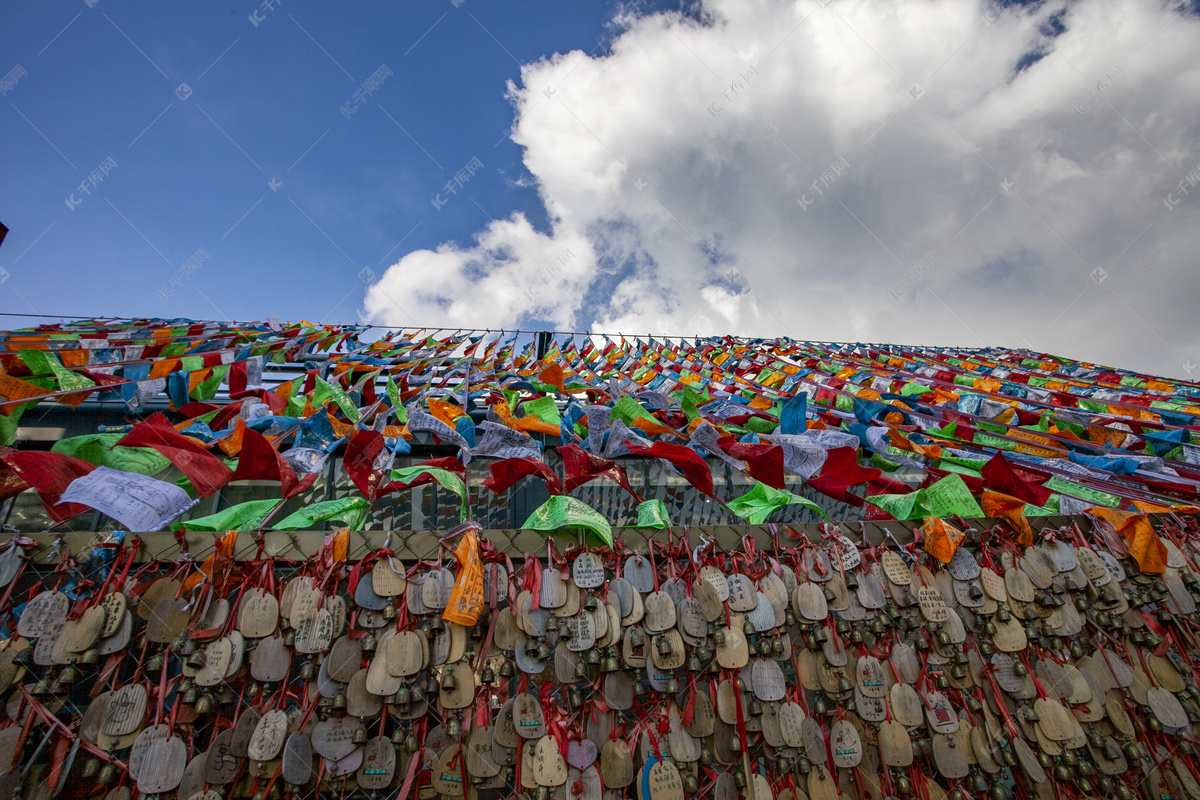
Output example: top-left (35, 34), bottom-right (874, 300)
top-left (58, 466), bottom-right (198, 531)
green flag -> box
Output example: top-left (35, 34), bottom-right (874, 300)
top-left (522, 495), bottom-right (613, 547)
top-left (390, 465), bottom-right (468, 521)
top-left (727, 482), bottom-right (828, 524)
top-left (274, 497), bottom-right (370, 531)
top-left (172, 499), bottom-right (282, 532)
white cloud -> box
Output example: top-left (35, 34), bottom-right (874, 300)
top-left (363, 0), bottom-right (1200, 378)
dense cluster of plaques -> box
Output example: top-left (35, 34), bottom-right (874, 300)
top-left (2, 514), bottom-right (1200, 800)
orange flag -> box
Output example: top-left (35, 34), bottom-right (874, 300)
top-left (443, 526), bottom-right (484, 626)
top-left (980, 490), bottom-right (1033, 548)
top-left (922, 517), bottom-right (965, 563)
top-left (182, 530), bottom-right (239, 595)
top-left (1087, 507), bottom-right (1167, 574)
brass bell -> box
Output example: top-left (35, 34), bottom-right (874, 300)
top-left (332, 690), bottom-right (347, 709)
top-left (988, 785), bottom-right (1006, 800)
top-left (604, 655), bottom-right (620, 672)
top-left (535, 786), bottom-right (551, 800)
top-left (996, 606), bottom-right (1011, 622)
top-left (145, 651), bottom-right (165, 672)
top-left (427, 675), bottom-right (441, 694)
top-left (587, 647), bottom-right (603, 664)
top-left (630, 627), bottom-right (646, 647)
top-left (743, 619), bottom-right (756, 636)
top-left (666, 678), bottom-right (678, 693)
top-left (352, 725), bottom-right (368, 744)
top-left (837, 676), bottom-right (854, 693)
top-left (1054, 764), bottom-right (1072, 781)
top-left (183, 686), bottom-right (199, 705)
top-left (481, 666), bottom-right (496, 684)
top-left (713, 628), bottom-right (726, 646)
top-left (733, 767), bottom-right (746, 786)
top-left (749, 699), bottom-right (763, 716)
top-left (247, 681), bottom-right (261, 698)
top-left (98, 764), bottom-right (117, 785)
top-left (500, 660), bottom-right (515, 678)
top-left (687, 655), bottom-right (701, 672)
top-left (951, 665), bottom-right (967, 679)
top-left (1036, 752), bottom-right (1053, 769)
top-left (80, 647), bottom-right (99, 665)
top-left (29, 677), bottom-right (51, 696)
top-left (536, 642), bottom-right (553, 660)
top-left (1098, 778), bottom-right (1115, 793)
top-left (81, 757), bottom-right (100, 779)
top-left (700, 747), bottom-right (712, 765)
top-left (382, 602), bottom-right (396, 619)
top-left (896, 776), bottom-right (912, 795)
top-left (194, 694), bottom-right (213, 714)
top-left (575, 661), bottom-right (588, 679)
top-left (1115, 785), bottom-right (1134, 800)
top-left (186, 649), bottom-right (207, 669)
top-left (797, 756), bottom-right (812, 774)
top-left (362, 633), bottom-right (376, 652)
top-left (283, 630), bottom-right (296, 647)
top-left (683, 772), bottom-right (699, 794)
top-left (300, 661), bottom-right (316, 681)
top-left (394, 685), bottom-right (411, 705)
top-left (850, 629), bottom-right (864, 644)
top-left (58, 665), bottom-right (79, 684)
top-left (1012, 660), bottom-right (1027, 677)
top-left (404, 734), bottom-right (419, 751)
top-left (442, 669), bottom-right (457, 691)
top-left (936, 674), bottom-right (949, 688)
top-left (545, 616), bottom-right (559, 633)
top-left (392, 727), bottom-right (407, 744)
top-left (731, 736), bottom-right (742, 753)
top-left (446, 717), bottom-right (461, 738)
top-left (936, 629), bottom-right (951, 646)
top-left (570, 689), bottom-right (584, 707)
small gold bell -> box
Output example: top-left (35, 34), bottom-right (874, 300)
top-left (352, 725), bottom-right (368, 744)
top-left (362, 633), bottom-right (377, 652)
top-left (98, 763), bottom-right (117, 785)
top-left (194, 694), bottom-right (213, 714)
top-left (332, 690), bottom-right (347, 709)
top-left (80, 647), bottom-right (99, 665)
top-left (383, 603), bottom-right (396, 620)
top-left (604, 655), bottom-right (620, 672)
top-left (446, 717), bottom-right (461, 738)
top-left (441, 670), bottom-right (457, 691)
top-left (81, 757), bottom-right (100, 778)
top-left (186, 649), bottom-right (207, 670)
top-left (145, 651), bottom-right (164, 672)
top-left (58, 665), bottom-right (79, 684)
top-left (481, 666), bottom-right (495, 684)
top-left (656, 637), bottom-right (672, 657)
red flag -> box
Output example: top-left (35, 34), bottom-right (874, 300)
top-left (625, 441), bottom-right (714, 498)
top-left (807, 447), bottom-right (880, 506)
top-left (2, 451), bottom-right (95, 521)
top-left (230, 427), bottom-right (318, 499)
top-left (343, 429), bottom-right (391, 501)
top-left (718, 439), bottom-right (785, 489)
top-left (116, 413), bottom-right (232, 498)
top-left (559, 444), bottom-right (641, 499)
top-left (0, 446), bottom-right (29, 501)
top-left (980, 453), bottom-right (1051, 507)
top-left (482, 457), bottom-right (563, 495)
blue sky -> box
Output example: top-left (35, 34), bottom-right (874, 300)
top-left (0, 0), bottom-right (673, 324)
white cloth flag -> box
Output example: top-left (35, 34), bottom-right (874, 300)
top-left (58, 466), bottom-right (198, 531)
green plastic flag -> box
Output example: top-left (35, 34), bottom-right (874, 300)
top-left (728, 482), bottom-right (828, 524)
top-left (53, 433), bottom-right (172, 476)
top-left (866, 474), bottom-right (984, 521)
top-left (519, 396), bottom-right (561, 427)
top-left (274, 496), bottom-right (370, 531)
top-left (172, 499), bottom-right (282, 532)
top-left (314, 376), bottom-right (362, 423)
top-left (390, 465), bottom-right (468, 521)
top-left (522, 495), bottom-right (613, 547)
top-left (634, 499), bottom-right (671, 529)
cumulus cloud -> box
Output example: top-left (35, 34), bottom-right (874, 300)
top-left (363, 0), bottom-right (1200, 378)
